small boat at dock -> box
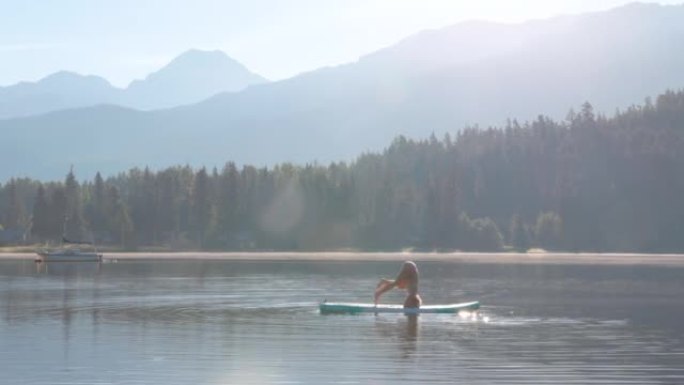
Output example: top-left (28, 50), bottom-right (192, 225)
top-left (35, 215), bottom-right (103, 262)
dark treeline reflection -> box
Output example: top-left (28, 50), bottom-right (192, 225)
top-left (2, 90), bottom-right (684, 252)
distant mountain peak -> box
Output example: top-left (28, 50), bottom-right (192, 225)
top-left (158, 49), bottom-right (236, 71)
top-left (133, 49), bottom-right (267, 84)
top-left (40, 70), bottom-right (84, 81)
top-left (123, 49), bottom-right (267, 109)
top-left (37, 71), bottom-right (113, 88)
top-left (0, 49), bottom-right (267, 117)
top-left (174, 48), bottom-right (233, 62)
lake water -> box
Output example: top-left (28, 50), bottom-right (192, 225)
top-left (1, 258), bottom-right (683, 384)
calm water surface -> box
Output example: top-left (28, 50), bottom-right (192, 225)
top-left (1, 258), bottom-right (683, 384)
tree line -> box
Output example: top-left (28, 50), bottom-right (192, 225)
top-left (1, 90), bottom-right (683, 252)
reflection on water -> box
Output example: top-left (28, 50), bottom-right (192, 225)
top-left (1, 259), bottom-right (684, 384)
top-left (372, 314), bottom-right (420, 359)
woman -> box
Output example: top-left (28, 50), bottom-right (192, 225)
top-left (374, 261), bottom-right (422, 308)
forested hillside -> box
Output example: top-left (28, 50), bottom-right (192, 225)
top-left (2, 90), bottom-right (683, 252)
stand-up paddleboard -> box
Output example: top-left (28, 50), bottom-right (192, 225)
top-left (319, 301), bottom-right (480, 314)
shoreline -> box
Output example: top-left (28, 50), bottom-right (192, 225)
top-left (1, 251), bottom-right (683, 266)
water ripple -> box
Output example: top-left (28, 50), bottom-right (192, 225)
top-left (1, 259), bottom-right (683, 384)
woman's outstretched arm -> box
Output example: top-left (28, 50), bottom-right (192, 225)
top-left (374, 278), bottom-right (396, 304)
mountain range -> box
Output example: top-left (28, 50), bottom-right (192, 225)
top-left (2, 2), bottom-right (684, 181)
top-left (0, 49), bottom-right (267, 119)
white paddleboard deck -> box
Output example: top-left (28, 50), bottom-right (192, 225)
top-left (319, 301), bottom-right (480, 314)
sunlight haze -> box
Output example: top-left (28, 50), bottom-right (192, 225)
top-left (0, 0), bottom-right (681, 86)
top-left (2, 2), bottom-right (684, 382)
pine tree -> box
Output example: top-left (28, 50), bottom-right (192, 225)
top-left (215, 162), bottom-right (240, 247)
top-left (535, 211), bottom-right (563, 250)
top-left (191, 167), bottom-right (212, 248)
top-left (31, 185), bottom-right (50, 240)
top-left (509, 215), bottom-right (530, 251)
top-left (48, 187), bottom-right (68, 241)
top-left (3, 180), bottom-right (25, 230)
top-left (64, 169), bottom-right (83, 240)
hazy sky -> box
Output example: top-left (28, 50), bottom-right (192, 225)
top-left (0, 0), bottom-right (681, 87)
